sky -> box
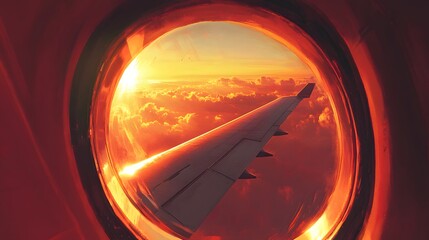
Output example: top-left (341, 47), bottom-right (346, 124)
top-left (119, 22), bottom-right (311, 83)
top-left (108, 22), bottom-right (338, 239)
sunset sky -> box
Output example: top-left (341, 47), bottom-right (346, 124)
top-left (108, 22), bottom-right (337, 239)
top-left (119, 22), bottom-right (311, 85)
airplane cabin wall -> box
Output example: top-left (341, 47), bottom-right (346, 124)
top-left (0, 0), bottom-right (427, 239)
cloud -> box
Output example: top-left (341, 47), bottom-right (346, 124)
top-left (139, 102), bottom-right (177, 125)
top-left (258, 76), bottom-right (276, 86)
top-left (318, 107), bottom-right (333, 128)
top-left (177, 112), bottom-right (196, 124)
top-left (280, 78), bottom-right (296, 89)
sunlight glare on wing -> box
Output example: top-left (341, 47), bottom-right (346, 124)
top-left (119, 154), bottom-right (158, 176)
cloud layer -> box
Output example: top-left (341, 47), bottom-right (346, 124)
top-left (109, 76), bottom-right (337, 239)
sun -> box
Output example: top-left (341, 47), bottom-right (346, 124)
top-left (115, 57), bottom-right (155, 97)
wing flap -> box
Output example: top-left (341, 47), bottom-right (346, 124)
top-left (161, 170), bottom-right (234, 231)
top-left (212, 139), bottom-right (261, 180)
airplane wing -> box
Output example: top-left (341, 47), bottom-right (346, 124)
top-left (120, 83), bottom-right (315, 238)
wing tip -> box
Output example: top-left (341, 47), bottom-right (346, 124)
top-left (297, 83), bottom-right (315, 98)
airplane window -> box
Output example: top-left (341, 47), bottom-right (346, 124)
top-left (72, 2), bottom-right (373, 239)
top-left (105, 21), bottom-right (336, 239)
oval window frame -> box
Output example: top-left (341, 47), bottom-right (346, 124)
top-left (70, 1), bottom-right (375, 239)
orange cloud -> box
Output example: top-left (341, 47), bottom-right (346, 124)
top-left (318, 107), bottom-right (333, 128)
top-left (139, 102), bottom-right (177, 124)
top-left (111, 76), bottom-right (336, 158)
